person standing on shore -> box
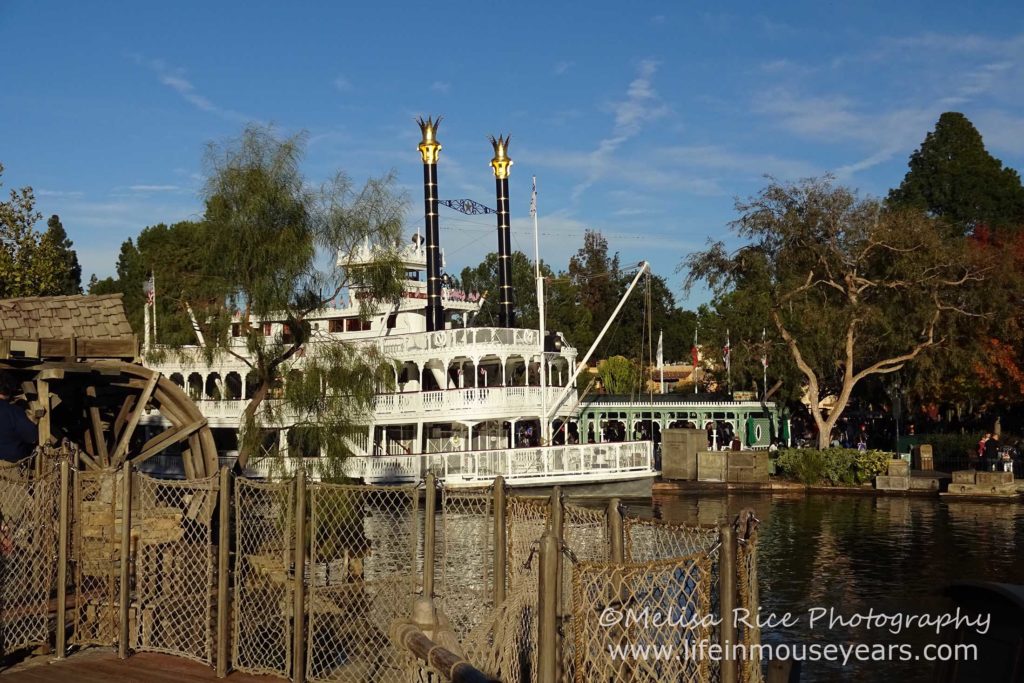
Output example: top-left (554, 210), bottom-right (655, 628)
top-left (984, 433), bottom-right (1001, 471)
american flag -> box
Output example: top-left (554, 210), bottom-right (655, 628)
top-left (530, 176), bottom-right (537, 219)
top-left (144, 273), bottom-right (155, 306)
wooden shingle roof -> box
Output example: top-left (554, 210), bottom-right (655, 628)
top-left (0, 294), bottom-right (134, 340)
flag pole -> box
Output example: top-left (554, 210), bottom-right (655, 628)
top-left (693, 323), bottom-right (699, 395)
top-left (151, 271), bottom-right (157, 345)
top-left (725, 328), bottom-right (731, 397)
top-left (762, 327), bottom-right (768, 401)
top-left (657, 329), bottom-right (664, 394)
top-left (532, 176), bottom-right (548, 444)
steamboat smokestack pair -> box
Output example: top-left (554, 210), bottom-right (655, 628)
top-left (416, 117), bottom-right (516, 330)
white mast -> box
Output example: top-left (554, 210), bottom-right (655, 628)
top-left (531, 176), bottom-right (549, 444)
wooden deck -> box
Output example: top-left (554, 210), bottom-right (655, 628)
top-left (1, 649), bottom-right (277, 682)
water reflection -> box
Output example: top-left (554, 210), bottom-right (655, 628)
top-left (646, 492), bottom-right (1024, 682)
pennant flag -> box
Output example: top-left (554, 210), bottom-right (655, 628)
top-left (761, 327), bottom-right (768, 369)
top-left (144, 273), bottom-right (155, 306)
top-left (657, 330), bottom-right (664, 370)
top-left (530, 176), bottom-right (537, 219)
top-left (723, 329), bottom-right (731, 373)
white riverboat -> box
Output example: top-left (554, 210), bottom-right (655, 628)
top-left (139, 233), bottom-right (657, 488)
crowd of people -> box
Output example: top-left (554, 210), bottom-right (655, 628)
top-left (977, 433), bottom-right (1020, 473)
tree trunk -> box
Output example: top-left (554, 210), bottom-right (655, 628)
top-left (236, 381), bottom-right (270, 469)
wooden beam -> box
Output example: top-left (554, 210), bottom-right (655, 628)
top-left (85, 387), bottom-right (110, 467)
top-left (132, 419), bottom-right (207, 466)
top-left (36, 379), bottom-right (51, 447)
top-left (110, 371), bottom-right (159, 466)
top-left (111, 394), bottom-right (136, 443)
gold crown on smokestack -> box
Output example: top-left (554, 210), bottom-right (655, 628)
top-left (489, 135), bottom-right (512, 179)
top-left (417, 116), bottom-right (442, 164)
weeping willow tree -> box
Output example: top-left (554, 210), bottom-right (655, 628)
top-left (195, 124), bottom-right (406, 469)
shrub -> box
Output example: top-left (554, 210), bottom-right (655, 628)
top-left (775, 448), bottom-right (892, 485)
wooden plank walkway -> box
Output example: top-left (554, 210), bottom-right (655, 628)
top-left (1, 649), bottom-right (278, 682)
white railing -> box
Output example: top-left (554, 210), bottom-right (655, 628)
top-left (343, 440), bottom-right (654, 488)
top-left (377, 327), bottom-right (576, 359)
top-left (373, 386), bottom-right (569, 418)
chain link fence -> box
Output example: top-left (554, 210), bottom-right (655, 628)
top-left (233, 477), bottom-right (294, 677)
top-left (439, 485), bottom-right (494, 641)
top-left (0, 457), bottom-right (59, 655)
top-left (305, 482), bottom-right (419, 682)
top-left (133, 472), bottom-right (219, 664)
top-left (570, 552), bottom-right (714, 683)
top-left (72, 468), bottom-right (122, 648)
top-left (0, 458), bottom-right (763, 683)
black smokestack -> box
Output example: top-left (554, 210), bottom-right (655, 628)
top-left (417, 117), bottom-right (444, 332)
top-left (489, 135), bottom-right (515, 328)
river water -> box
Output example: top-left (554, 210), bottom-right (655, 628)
top-left (640, 491), bottom-right (1024, 682)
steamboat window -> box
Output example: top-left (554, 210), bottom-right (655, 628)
top-left (345, 318), bottom-right (371, 332)
top-left (329, 319), bottom-right (344, 333)
top-left (262, 322), bottom-right (272, 336)
top-left (387, 313), bottom-right (398, 329)
top-left (231, 323), bottom-right (241, 337)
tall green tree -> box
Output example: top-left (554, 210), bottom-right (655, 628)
top-left (597, 355), bottom-right (641, 395)
top-left (568, 230), bottom-right (623, 351)
top-left (38, 215), bottom-right (82, 294)
top-left (888, 112), bottom-right (1024, 236)
top-left (459, 250), bottom-right (550, 329)
top-left (685, 177), bottom-right (989, 449)
top-left (0, 164), bottom-right (83, 297)
top-left (196, 124), bottom-right (407, 467)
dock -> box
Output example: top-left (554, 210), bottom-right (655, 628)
top-left (1, 650), bottom-right (264, 683)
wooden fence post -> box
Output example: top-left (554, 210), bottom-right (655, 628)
top-left (293, 469), bottom-right (307, 683)
top-left (423, 472), bottom-right (437, 598)
top-left (216, 467), bottom-right (231, 677)
top-left (720, 522), bottom-right (738, 683)
top-left (55, 458), bottom-right (70, 658)
top-left (492, 476), bottom-right (507, 605)
top-left (608, 497), bottom-right (624, 563)
top-left (537, 530), bottom-right (559, 683)
top-left (550, 487), bottom-right (564, 681)
top-left (118, 462), bottom-right (133, 659)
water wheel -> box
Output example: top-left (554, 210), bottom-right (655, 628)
top-left (0, 360), bottom-right (217, 478)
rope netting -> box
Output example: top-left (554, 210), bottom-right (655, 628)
top-left (507, 497), bottom-right (549, 586)
top-left (571, 552), bottom-right (714, 683)
top-left (440, 485), bottom-right (494, 640)
top-left (72, 468), bottom-right (122, 647)
top-left (233, 477), bottom-right (294, 677)
top-left (133, 472), bottom-right (219, 664)
top-left (561, 503), bottom-right (609, 681)
top-left (462, 560), bottom-right (540, 683)
top-left (305, 483), bottom-right (419, 682)
top-left (0, 457), bottom-right (60, 655)
top-left (625, 517), bottom-right (720, 563)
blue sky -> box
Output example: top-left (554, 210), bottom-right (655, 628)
top-left (2, 1), bottom-right (1022, 305)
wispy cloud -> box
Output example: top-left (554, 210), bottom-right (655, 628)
top-left (333, 75), bottom-right (352, 92)
top-left (571, 59), bottom-right (670, 202)
top-left (36, 189), bottom-right (85, 198)
top-left (553, 60), bottom-right (573, 76)
top-left (132, 54), bottom-right (254, 123)
top-left (128, 184), bottom-right (180, 192)
top-left (431, 81), bottom-right (451, 94)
